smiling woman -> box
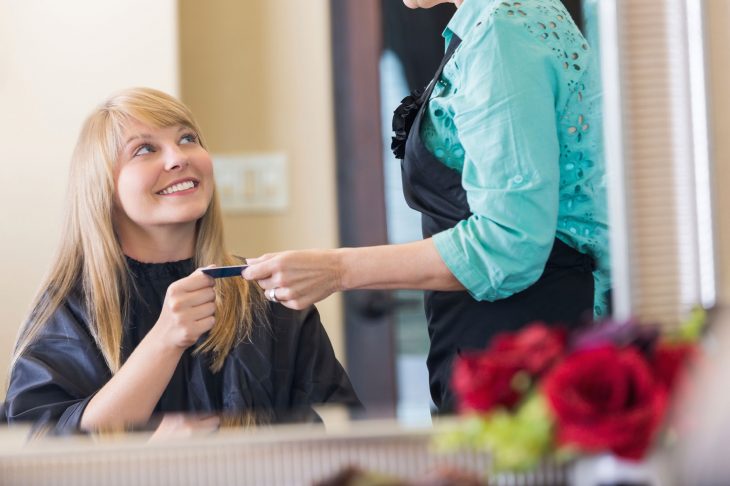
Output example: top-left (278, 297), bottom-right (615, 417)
top-left (113, 120), bottom-right (214, 261)
top-left (3, 88), bottom-right (358, 433)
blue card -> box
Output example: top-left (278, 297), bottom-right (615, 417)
top-left (201, 265), bottom-right (248, 278)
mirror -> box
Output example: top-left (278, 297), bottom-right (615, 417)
top-left (0, 0), bottom-right (721, 457)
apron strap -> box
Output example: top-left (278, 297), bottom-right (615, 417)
top-left (420, 35), bottom-right (463, 104)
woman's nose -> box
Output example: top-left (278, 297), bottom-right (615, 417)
top-left (164, 145), bottom-right (189, 171)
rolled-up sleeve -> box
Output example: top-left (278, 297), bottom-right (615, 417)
top-left (432, 16), bottom-right (560, 301)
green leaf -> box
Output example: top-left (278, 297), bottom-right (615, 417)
top-left (434, 393), bottom-right (556, 472)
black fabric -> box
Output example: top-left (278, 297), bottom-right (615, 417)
top-left (561, 0), bottom-right (584, 34)
top-left (396, 35), bottom-right (594, 412)
top-left (5, 257), bottom-right (358, 433)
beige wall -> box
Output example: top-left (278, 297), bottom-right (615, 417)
top-left (706, 0), bottom-right (730, 306)
top-left (179, 0), bottom-right (344, 357)
top-left (0, 0), bottom-right (179, 397)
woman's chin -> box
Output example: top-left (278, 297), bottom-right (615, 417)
top-left (156, 206), bottom-right (209, 228)
top-left (402, 0), bottom-right (447, 9)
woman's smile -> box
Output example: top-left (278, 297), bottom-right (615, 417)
top-left (157, 178), bottom-right (200, 196)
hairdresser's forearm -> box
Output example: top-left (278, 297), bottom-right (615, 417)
top-left (80, 328), bottom-right (182, 431)
top-left (338, 238), bottom-right (464, 292)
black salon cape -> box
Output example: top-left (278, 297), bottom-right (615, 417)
top-left (4, 258), bottom-right (358, 432)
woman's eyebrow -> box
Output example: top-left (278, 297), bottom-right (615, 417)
top-left (124, 133), bottom-right (153, 145)
top-left (124, 126), bottom-right (190, 146)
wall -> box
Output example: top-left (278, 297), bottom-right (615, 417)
top-left (179, 0), bottom-right (344, 357)
top-left (0, 0), bottom-right (179, 397)
top-left (705, 0), bottom-right (730, 306)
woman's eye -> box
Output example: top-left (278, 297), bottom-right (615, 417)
top-left (180, 133), bottom-right (198, 144)
top-left (133, 144), bottom-right (155, 157)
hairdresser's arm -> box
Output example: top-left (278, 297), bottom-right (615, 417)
top-left (80, 270), bottom-right (217, 431)
top-left (244, 238), bottom-right (464, 310)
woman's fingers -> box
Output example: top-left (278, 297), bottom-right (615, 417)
top-left (186, 286), bottom-right (217, 307)
top-left (175, 269), bottom-right (215, 292)
top-left (157, 270), bottom-right (219, 349)
top-left (197, 415), bottom-right (221, 429)
top-left (149, 413), bottom-right (220, 442)
top-left (190, 301), bottom-right (217, 322)
top-left (191, 315), bottom-right (216, 336)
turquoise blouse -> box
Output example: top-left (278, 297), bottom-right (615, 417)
top-left (423, 0), bottom-right (610, 316)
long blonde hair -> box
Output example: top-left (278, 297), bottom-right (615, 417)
top-left (12, 87), bottom-right (267, 374)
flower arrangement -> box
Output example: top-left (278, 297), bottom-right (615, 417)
top-left (438, 310), bottom-right (704, 472)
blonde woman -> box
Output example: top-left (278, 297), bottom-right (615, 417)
top-left (4, 88), bottom-right (357, 432)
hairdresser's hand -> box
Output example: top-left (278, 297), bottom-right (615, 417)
top-left (243, 250), bottom-right (344, 310)
top-left (154, 269), bottom-right (217, 350)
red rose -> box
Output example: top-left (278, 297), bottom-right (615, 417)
top-left (451, 352), bottom-right (523, 413)
top-left (451, 324), bottom-right (566, 413)
top-left (543, 345), bottom-right (668, 460)
top-left (490, 323), bottom-right (567, 375)
top-left (653, 343), bottom-right (697, 393)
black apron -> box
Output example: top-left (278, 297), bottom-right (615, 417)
top-left (393, 35), bottom-right (595, 412)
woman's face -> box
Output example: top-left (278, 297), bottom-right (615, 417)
top-left (113, 119), bottom-right (214, 237)
top-left (402, 0), bottom-right (462, 8)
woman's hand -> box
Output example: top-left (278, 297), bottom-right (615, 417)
top-left (154, 269), bottom-right (217, 349)
top-left (149, 413), bottom-right (220, 442)
top-left (81, 269), bottom-right (219, 431)
top-left (243, 250), bottom-right (344, 310)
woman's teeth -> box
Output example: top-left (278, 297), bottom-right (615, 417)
top-left (159, 180), bottom-right (195, 195)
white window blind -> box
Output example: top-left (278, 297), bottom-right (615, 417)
top-left (600, 0), bottom-right (716, 326)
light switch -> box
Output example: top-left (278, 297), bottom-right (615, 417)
top-left (212, 152), bottom-right (288, 213)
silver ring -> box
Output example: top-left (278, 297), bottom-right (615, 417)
top-left (267, 287), bottom-right (279, 303)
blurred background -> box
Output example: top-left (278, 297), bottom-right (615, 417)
top-left (2, 0), bottom-right (730, 428)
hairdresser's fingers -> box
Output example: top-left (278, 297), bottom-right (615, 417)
top-left (254, 277), bottom-right (277, 291)
top-left (269, 286), bottom-right (292, 302)
top-left (269, 287), bottom-right (311, 310)
top-left (244, 254), bottom-right (277, 265)
top-left (242, 256), bottom-right (282, 281)
top-left (273, 287), bottom-right (328, 311)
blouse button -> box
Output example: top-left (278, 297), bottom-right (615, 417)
top-left (513, 175), bottom-right (524, 184)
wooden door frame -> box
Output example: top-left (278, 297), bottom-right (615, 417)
top-left (330, 0), bottom-right (397, 417)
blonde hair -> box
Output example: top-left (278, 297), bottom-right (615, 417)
top-left (12, 87), bottom-right (266, 374)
